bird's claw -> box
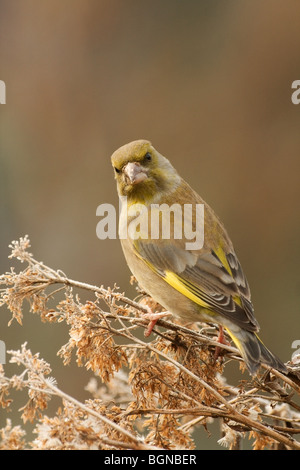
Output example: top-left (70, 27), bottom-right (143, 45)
top-left (142, 310), bottom-right (172, 337)
top-left (214, 326), bottom-right (230, 361)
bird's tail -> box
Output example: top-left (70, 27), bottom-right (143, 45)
top-left (225, 327), bottom-right (287, 376)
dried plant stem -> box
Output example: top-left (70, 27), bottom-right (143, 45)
top-left (142, 344), bottom-right (300, 450)
top-left (53, 275), bottom-right (150, 314)
top-left (5, 353), bottom-right (157, 451)
top-left (1, 237), bottom-right (300, 450)
top-left (42, 384), bottom-right (154, 450)
top-left (95, 315), bottom-right (300, 449)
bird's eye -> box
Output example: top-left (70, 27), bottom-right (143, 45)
top-left (114, 167), bottom-right (121, 174)
top-left (144, 152), bottom-right (152, 162)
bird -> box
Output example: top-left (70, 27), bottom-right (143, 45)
top-left (111, 139), bottom-right (287, 376)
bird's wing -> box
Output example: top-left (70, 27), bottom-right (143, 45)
top-left (133, 238), bottom-right (259, 332)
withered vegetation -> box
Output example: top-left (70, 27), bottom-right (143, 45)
top-left (1, 236), bottom-right (300, 450)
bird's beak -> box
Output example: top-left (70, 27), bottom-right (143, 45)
top-left (124, 162), bottom-right (148, 185)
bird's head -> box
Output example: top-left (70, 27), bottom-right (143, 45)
top-left (111, 140), bottom-right (180, 203)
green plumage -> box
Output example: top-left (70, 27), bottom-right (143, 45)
top-left (111, 139), bottom-right (287, 375)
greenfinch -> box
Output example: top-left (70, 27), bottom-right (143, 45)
top-left (111, 139), bottom-right (287, 375)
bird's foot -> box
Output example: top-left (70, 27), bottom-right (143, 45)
top-left (214, 326), bottom-right (230, 360)
top-left (142, 308), bottom-right (172, 337)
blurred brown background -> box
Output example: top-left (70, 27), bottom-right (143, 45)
top-left (0, 0), bottom-right (299, 449)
